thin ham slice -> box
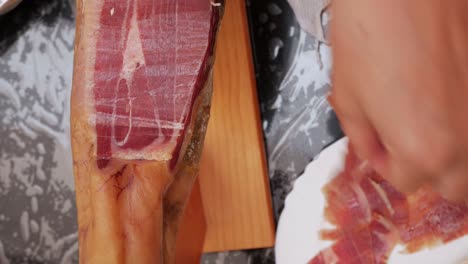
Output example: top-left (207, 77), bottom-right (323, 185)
top-left (309, 146), bottom-right (468, 264)
top-left (71, 0), bottom-right (224, 263)
top-left (401, 188), bottom-right (468, 252)
top-left (311, 215), bottom-right (399, 264)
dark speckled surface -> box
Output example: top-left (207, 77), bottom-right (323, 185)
top-left (0, 1), bottom-right (341, 263)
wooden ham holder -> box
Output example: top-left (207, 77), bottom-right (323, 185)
top-left (173, 179), bottom-right (206, 263)
top-left (71, 0), bottom-right (271, 262)
top-left (173, 0), bottom-right (275, 261)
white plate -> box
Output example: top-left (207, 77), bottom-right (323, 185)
top-left (275, 138), bottom-right (468, 264)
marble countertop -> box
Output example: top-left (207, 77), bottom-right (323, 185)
top-left (0, 0), bottom-right (341, 263)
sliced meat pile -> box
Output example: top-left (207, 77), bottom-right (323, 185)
top-left (309, 146), bottom-right (468, 264)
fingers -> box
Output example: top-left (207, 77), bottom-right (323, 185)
top-left (328, 93), bottom-right (386, 174)
top-left (328, 0), bottom-right (468, 202)
top-left (384, 154), bottom-right (430, 194)
top-left (330, 93), bottom-right (430, 193)
top-left (329, 88), bottom-right (436, 195)
top-left (433, 155), bottom-right (468, 202)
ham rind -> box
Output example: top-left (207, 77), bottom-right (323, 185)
top-left (310, 146), bottom-right (468, 263)
top-left (71, 0), bottom-right (223, 263)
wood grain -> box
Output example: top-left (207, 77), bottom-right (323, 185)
top-left (199, 0), bottom-right (276, 252)
top-left (174, 179), bottom-right (206, 264)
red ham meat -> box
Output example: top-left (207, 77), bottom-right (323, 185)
top-left (401, 188), bottom-right (468, 252)
top-left (93, 0), bottom-right (220, 168)
top-left (312, 214), bottom-right (399, 264)
top-left (71, 0), bottom-right (223, 263)
top-left (309, 145), bottom-right (468, 264)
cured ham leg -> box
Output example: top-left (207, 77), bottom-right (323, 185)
top-left (71, 0), bottom-right (223, 263)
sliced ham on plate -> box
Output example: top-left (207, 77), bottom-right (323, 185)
top-left (308, 143), bottom-right (468, 264)
top-left (275, 138), bottom-right (468, 264)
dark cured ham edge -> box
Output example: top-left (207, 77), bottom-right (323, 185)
top-left (309, 145), bottom-right (468, 264)
top-left (169, 2), bottom-right (224, 170)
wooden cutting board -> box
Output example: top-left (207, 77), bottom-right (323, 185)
top-left (199, 0), bottom-right (276, 253)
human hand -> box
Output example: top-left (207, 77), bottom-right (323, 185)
top-left (329, 0), bottom-right (468, 201)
